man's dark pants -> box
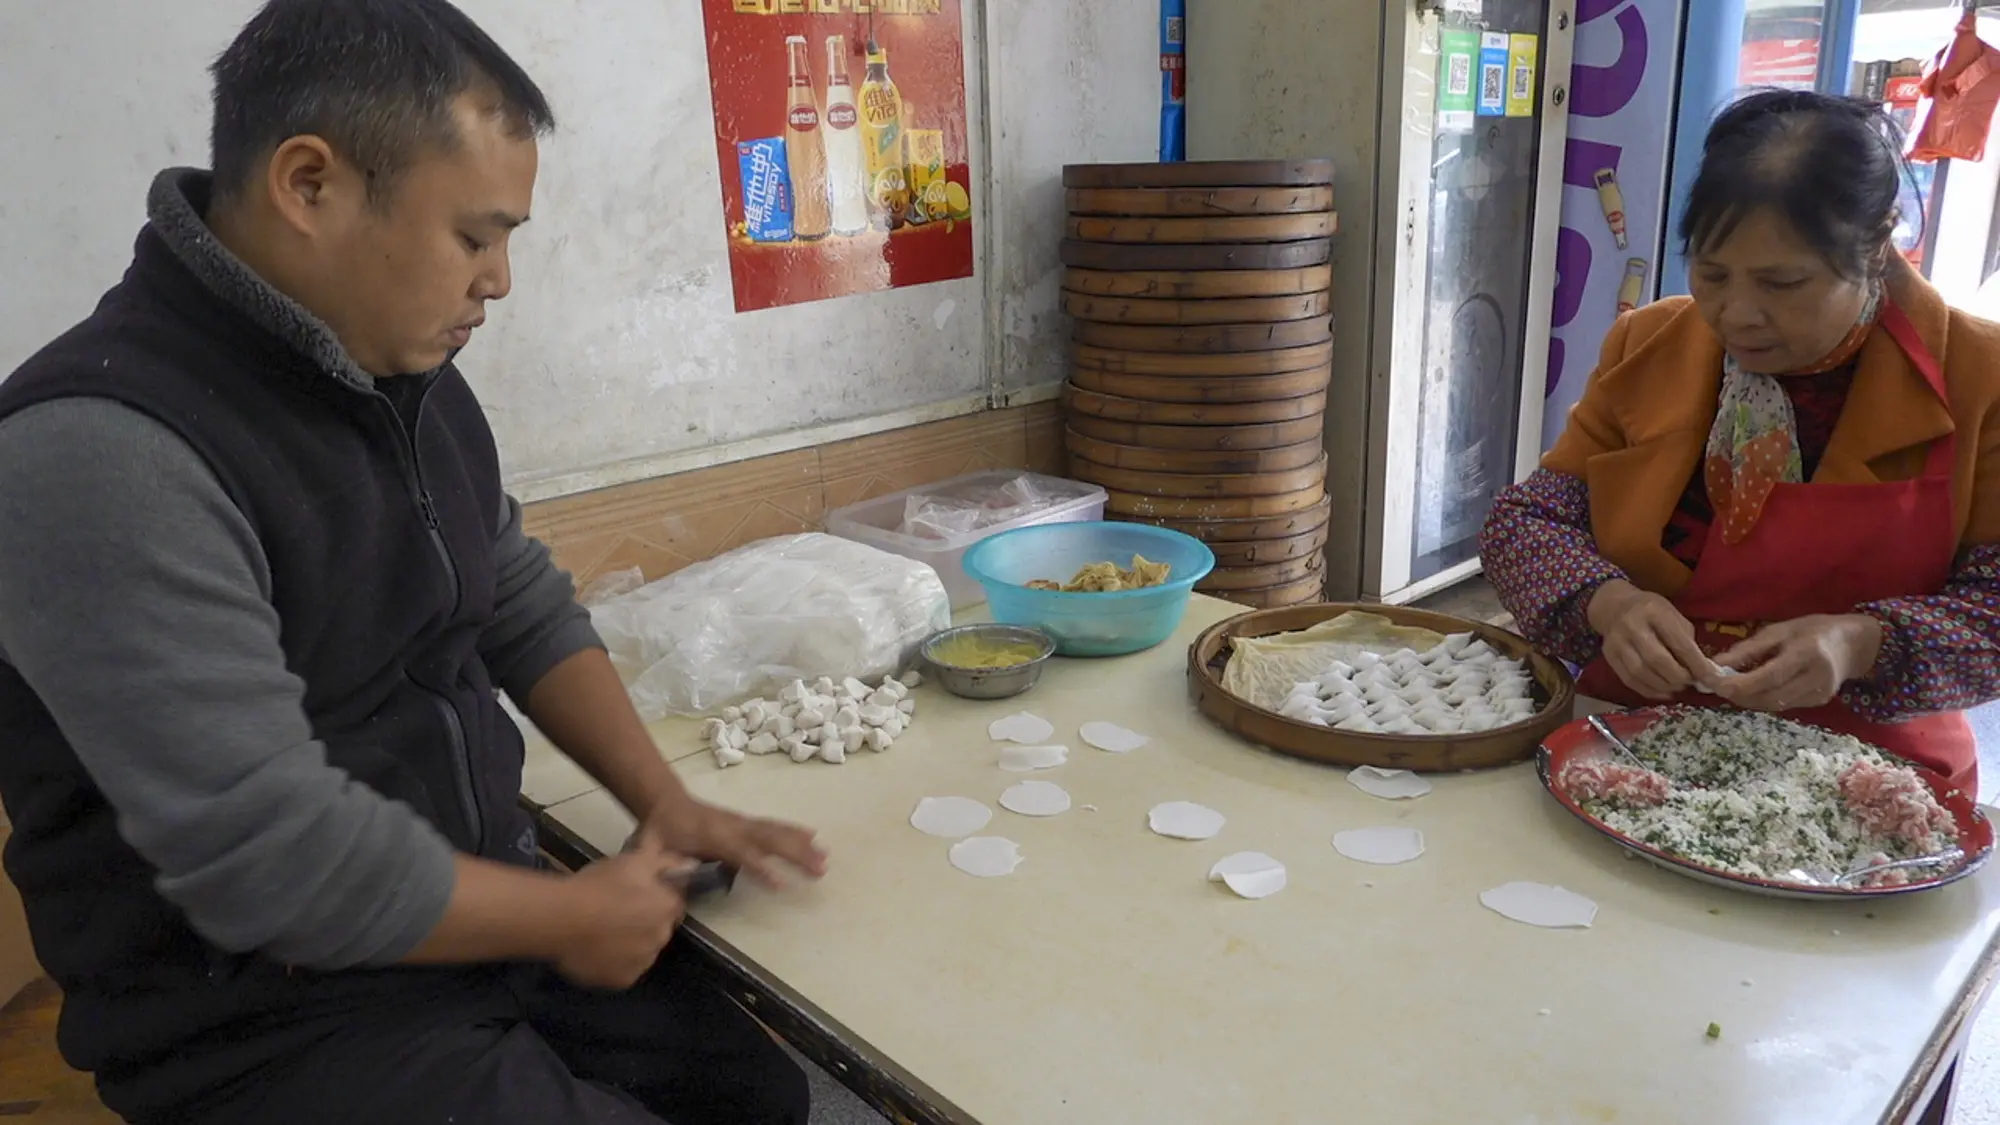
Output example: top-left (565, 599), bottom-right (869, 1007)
top-left (156, 941), bottom-right (810, 1125)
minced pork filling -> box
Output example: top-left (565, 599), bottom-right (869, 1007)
top-left (1560, 709), bottom-right (1957, 886)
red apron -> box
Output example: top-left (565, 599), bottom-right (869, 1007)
top-left (1576, 302), bottom-right (1978, 792)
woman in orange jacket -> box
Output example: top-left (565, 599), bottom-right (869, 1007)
top-left (1481, 89), bottom-right (2000, 792)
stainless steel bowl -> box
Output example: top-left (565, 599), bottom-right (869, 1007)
top-left (921, 624), bottom-right (1058, 701)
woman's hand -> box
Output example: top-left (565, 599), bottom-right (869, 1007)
top-left (1711, 614), bottom-right (1884, 713)
top-left (1585, 579), bottom-right (1722, 700)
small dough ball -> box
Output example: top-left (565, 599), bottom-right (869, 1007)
top-left (859, 704), bottom-right (895, 727)
top-left (700, 718), bottom-right (727, 740)
top-left (725, 726), bottom-right (749, 751)
top-left (714, 744), bottom-right (745, 768)
top-left (878, 678), bottom-right (909, 701)
top-left (787, 737), bottom-right (817, 763)
top-left (865, 728), bottom-right (892, 752)
top-left (867, 688), bottom-right (899, 709)
top-left (746, 731), bottom-right (781, 756)
top-left (884, 715), bottom-right (906, 738)
top-left (834, 705), bottom-right (861, 729)
top-left (771, 714), bottom-right (796, 739)
top-left (797, 706), bottom-right (827, 728)
top-left (820, 740), bottom-right (848, 764)
top-left (779, 679), bottom-right (808, 704)
top-left (899, 670), bottom-right (924, 689)
top-left (813, 676), bottom-right (837, 695)
top-left (842, 676), bottom-right (870, 700)
top-left (818, 723), bottom-right (842, 748)
top-left (898, 698), bottom-right (916, 716)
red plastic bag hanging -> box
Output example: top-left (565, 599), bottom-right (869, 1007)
top-left (1907, 7), bottom-right (2000, 163)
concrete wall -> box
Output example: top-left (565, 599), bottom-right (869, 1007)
top-left (1184, 0), bottom-right (1385, 600)
top-left (0, 0), bottom-right (1157, 500)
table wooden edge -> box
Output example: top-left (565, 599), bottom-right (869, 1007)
top-left (1888, 919), bottom-right (2000, 1124)
top-left (529, 802), bottom-right (980, 1125)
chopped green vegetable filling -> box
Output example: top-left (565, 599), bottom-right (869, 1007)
top-left (1577, 709), bottom-right (1954, 882)
top-left (1706, 1022), bottom-right (1722, 1040)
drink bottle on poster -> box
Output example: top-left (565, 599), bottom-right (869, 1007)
top-left (784, 35), bottom-right (832, 241)
top-left (860, 40), bottom-right (910, 230)
top-left (1617, 258), bottom-right (1649, 314)
top-left (1593, 168), bottom-right (1628, 250)
top-left (821, 35), bottom-right (869, 237)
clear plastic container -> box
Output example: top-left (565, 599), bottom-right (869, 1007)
top-left (824, 471), bottom-right (1108, 609)
top-left (960, 522), bottom-right (1215, 656)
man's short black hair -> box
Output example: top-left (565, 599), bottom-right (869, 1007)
top-left (209, 0), bottom-right (556, 205)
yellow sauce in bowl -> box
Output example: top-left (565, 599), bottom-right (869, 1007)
top-left (927, 635), bottom-right (1045, 670)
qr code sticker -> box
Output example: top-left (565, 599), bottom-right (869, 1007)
top-left (1482, 64), bottom-right (1503, 103)
top-left (1165, 16), bottom-right (1183, 44)
top-left (1512, 65), bottom-right (1532, 100)
top-left (1448, 55), bottom-right (1471, 97)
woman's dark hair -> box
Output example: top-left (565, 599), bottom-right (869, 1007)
top-left (1679, 88), bottom-right (1913, 279)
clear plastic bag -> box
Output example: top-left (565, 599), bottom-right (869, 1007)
top-left (897, 474), bottom-right (1057, 541)
top-left (577, 566), bottom-right (645, 608)
top-left (589, 533), bottom-right (951, 719)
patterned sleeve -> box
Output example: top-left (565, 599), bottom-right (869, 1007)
top-left (1478, 469), bottom-right (1628, 666)
top-left (1844, 543), bottom-right (2000, 721)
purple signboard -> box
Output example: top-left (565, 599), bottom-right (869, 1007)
top-left (1542, 0), bottom-right (1685, 451)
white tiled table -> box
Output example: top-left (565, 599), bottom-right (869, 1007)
top-left (525, 596), bottom-right (2000, 1125)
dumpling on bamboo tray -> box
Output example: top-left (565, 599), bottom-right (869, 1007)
top-left (1221, 610), bottom-right (1541, 736)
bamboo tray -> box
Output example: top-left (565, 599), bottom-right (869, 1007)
top-left (1065, 384), bottom-right (1327, 426)
top-left (1065, 185), bottom-right (1336, 217)
top-left (1068, 364), bottom-right (1330, 405)
top-left (1062, 158), bottom-right (1336, 189)
top-left (1065, 429), bottom-right (1325, 474)
top-left (1063, 266), bottom-right (1333, 299)
top-left (1197, 550), bottom-right (1324, 592)
top-left (1205, 522), bottom-right (1330, 567)
top-left (1071, 340), bottom-right (1332, 376)
top-left (1213, 573), bottom-right (1326, 609)
top-left (1072, 317), bottom-right (1333, 353)
top-left (1066, 213), bottom-right (1338, 245)
top-left (1122, 496), bottom-right (1333, 543)
top-left (1061, 291), bottom-right (1331, 326)
top-left (1187, 604), bottom-right (1578, 772)
top-left (1060, 239), bottom-right (1332, 272)
top-left (1073, 452), bottom-right (1327, 500)
top-left (1105, 480), bottom-right (1326, 520)
top-left (1065, 412), bottom-right (1326, 452)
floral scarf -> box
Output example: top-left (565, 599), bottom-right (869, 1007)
top-left (1703, 282), bottom-right (1884, 545)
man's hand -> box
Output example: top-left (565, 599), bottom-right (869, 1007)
top-left (553, 845), bottom-right (692, 991)
top-left (1711, 614), bottom-right (1883, 714)
top-left (635, 799), bottom-right (828, 891)
top-left (1586, 579), bottom-right (1722, 700)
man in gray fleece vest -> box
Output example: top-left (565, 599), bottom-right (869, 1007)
top-left (0, 1), bottom-right (827, 1122)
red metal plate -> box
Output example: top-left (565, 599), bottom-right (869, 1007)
top-left (1537, 707), bottom-right (1993, 900)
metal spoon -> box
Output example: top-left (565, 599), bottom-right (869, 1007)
top-left (1586, 713), bottom-right (1650, 770)
top-left (1834, 849), bottom-right (1965, 887)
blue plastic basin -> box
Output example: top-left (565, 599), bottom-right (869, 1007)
top-left (960, 521), bottom-right (1216, 657)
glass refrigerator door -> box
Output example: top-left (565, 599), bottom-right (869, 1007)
top-left (1371, 0), bottom-right (1573, 601)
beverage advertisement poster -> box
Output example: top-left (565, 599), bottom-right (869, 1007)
top-left (1542, 0), bottom-right (1683, 452)
top-left (701, 0), bottom-right (975, 313)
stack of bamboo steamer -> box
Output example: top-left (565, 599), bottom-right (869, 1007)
top-left (1059, 158), bottom-right (1336, 609)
